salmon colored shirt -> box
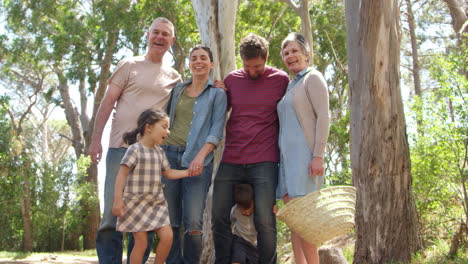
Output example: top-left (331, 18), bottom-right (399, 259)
top-left (108, 56), bottom-right (181, 148)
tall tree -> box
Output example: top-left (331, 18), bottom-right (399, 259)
top-left (404, 0), bottom-right (422, 97)
top-left (191, 0), bottom-right (238, 79)
top-left (0, 32), bottom-right (53, 250)
top-left (191, 1), bottom-right (238, 262)
top-left (345, 0), bottom-right (420, 262)
top-left (442, 0), bottom-right (468, 39)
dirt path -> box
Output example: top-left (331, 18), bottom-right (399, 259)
top-left (0, 255), bottom-right (98, 264)
top-left (0, 255), bottom-right (160, 264)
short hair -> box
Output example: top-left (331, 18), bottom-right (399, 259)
top-left (239, 33), bottom-right (269, 60)
top-left (234, 184), bottom-right (254, 210)
top-left (281, 32), bottom-right (310, 59)
top-left (150, 17), bottom-right (175, 36)
top-left (189, 45), bottom-right (214, 62)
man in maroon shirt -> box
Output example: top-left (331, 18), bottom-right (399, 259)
top-left (212, 33), bottom-right (290, 264)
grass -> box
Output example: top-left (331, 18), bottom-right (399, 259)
top-left (322, 239), bottom-right (467, 264)
top-left (1, 240), bottom-right (466, 263)
top-left (0, 249), bottom-right (97, 260)
top-left (0, 251), bottom-right (31, 260)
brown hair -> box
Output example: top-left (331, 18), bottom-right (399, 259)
top-left (239, 33), bottom-right (269, 60)
top-left (234, 184), bottom-right (254, 210)
top-left (123, 109), bottom-right (168, 145)
top-left (190, 45), bottom-right (214, 62)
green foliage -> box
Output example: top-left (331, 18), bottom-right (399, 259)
top-left (75, 155), bottom-right (99, 211)
top-left (311, 0), bottom-right (350, 185)
top-left (310, 0), bottom-right (347, 75)
top-left (412, 240), bottom-right (468, 264)
top-left (237, 0), bottom-right (301, 70)
top-left (275, 200), bottom-right (292, 263)
top-left (408, 44), bottom-right (467, 248)
top-left (0, 97), bottom-right (23, 250)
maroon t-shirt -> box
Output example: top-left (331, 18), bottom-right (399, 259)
top-left (222, 66), bottom-right (289, 164)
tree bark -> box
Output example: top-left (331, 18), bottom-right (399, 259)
top-left (79, 77), bottom-right (89, 134)
top-left (404, 0), bottom-right (424, 136)
top-left (345, 1), bottom-right (420, 263)
top-left (191, 0), bottom-right (237, 80)
top-left (404, 0), bottom-right (422, 97)
top-left (19, 164), bottom-right (33, 252)
top-left (442, 0), bottom-right (468, 79)
top-left (82, 29), bottom-right (119, 250)
top-left (442, 0), bottom-right (468, 37)
top-left (191, 1), bottom-right (237, 262)
top-left (56, 68), bottom-right (85, 158)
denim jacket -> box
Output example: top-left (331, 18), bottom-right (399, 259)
top-left (166, 79), bottom-right (227, 167)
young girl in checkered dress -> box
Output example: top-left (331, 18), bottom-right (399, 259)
top-left (112, 109), bottom-right (195, 264)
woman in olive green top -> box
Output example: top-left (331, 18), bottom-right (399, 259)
top-left (162, 45), bottom-right (227, 263)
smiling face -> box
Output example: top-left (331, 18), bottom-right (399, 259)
top-left (147, 117), bottom-right (170, 145)
top-left (146, 21), bottom-right (175, 57)
top-left (189, 48), bottom-right (214, 78)
top-left (242, 56), bottom-right (267, 80)
top-left (281, 41), bottom-right (310, 76)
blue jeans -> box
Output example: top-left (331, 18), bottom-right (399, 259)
top-left (96, 148), bottom-right (153, 264)
top-left (162, 145), bottom-right (213, 264)
top-left (212, 162), bottom-right (278, 264)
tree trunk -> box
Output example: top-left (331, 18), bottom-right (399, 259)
top-left (442, 0), bottom-right (468, 37)
top-left (404, 0), bottom-right (424, 136)
top-left (448, 221), bottom-right (467, 257)
top-left (19, 164), bottom-right (33, 252)
top-left (281, 0), bottom-right (314, 62)
top-left (82, 164), bottom-right (100, 249)
top-left (404, 0), bottom-right (422, 97)
top-left (345, 1), bottom-right (420, 263)
top-left (191, 0), bottom-right (238, 80)
top-left (192, 1), bottom-right (238, 262)
top-left (79, 77), bottom-right (89, 134)
top-left (56, 69), bottom-right (85, 158)
top-left (442, 0), bottom-right (468, 79)
top-left (87, 29), bottom-right (119, 145)
top-left (82, 29), bottom-right (119, 250)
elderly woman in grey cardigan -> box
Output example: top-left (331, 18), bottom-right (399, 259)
top-left (276, 32), bottom-right (330, 264)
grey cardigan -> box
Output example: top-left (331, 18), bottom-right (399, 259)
top-left (291, 68), bottom-right (330, 158)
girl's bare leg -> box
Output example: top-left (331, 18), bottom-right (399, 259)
top-left (154, 225), bottom-right (173, 264)
top-left (130, 232), bottom-right (148, 264)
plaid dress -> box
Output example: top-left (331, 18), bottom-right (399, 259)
top-left (116, 142), bottom-right (171, 232)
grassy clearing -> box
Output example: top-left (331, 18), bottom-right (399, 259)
top-left (0, 240), bottom-right (466, 263)
top-left (0, 250), bottom-right (97, 260)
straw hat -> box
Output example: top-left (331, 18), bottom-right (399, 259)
top-left (276, 186), bottom-right (356, 245)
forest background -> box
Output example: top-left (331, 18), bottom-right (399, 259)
top-left (0, 0), bottom-right (466, 263)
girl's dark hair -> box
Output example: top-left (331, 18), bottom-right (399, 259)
top-left (234, 184), bottom-right (254, 210)
top-left (189, 45), bottom-right (214, 62)
top-left (123, 109), bottom-right (168, 145)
